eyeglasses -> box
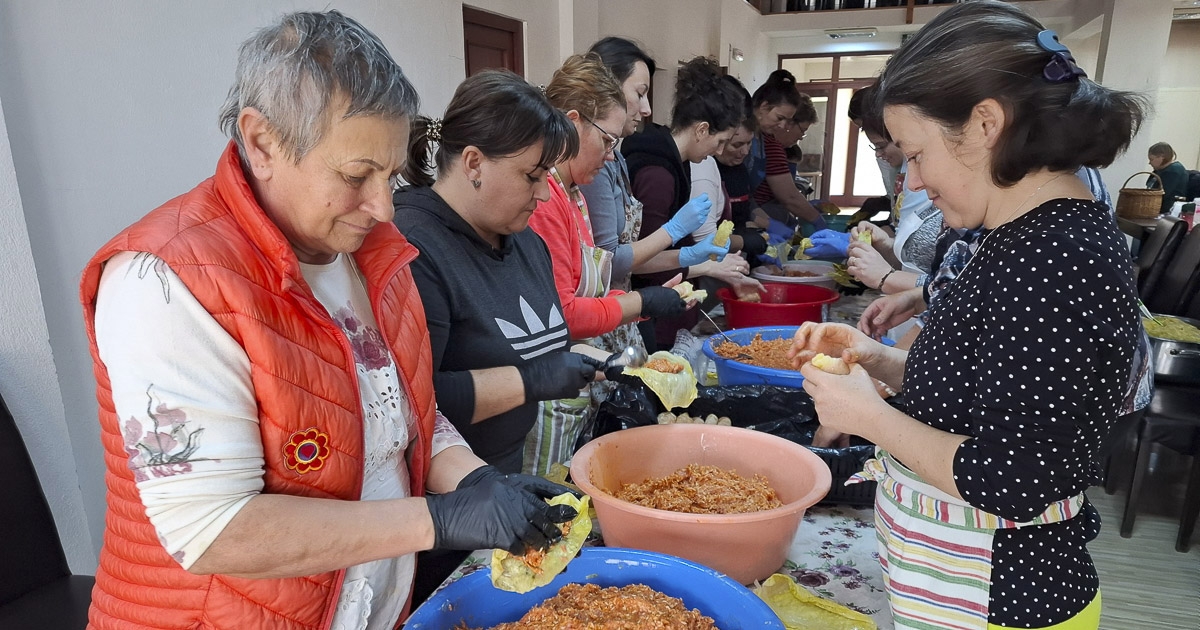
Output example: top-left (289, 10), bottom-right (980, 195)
top-left (582, 114), bottom-right (620, 154)
top-left (869, 140), bottom-right (891, 152)
top-left (785, 122), bottom-right (809, 140)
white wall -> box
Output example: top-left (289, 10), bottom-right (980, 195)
top-left (1094, 0), bottom-right (1176, 196)
top-left (598, 0), bottom-right (724, 126)
top-left (719, 0), bottom-right (774, 95)
top-left (571, 0), bottom-right (600, 55)
top-left (0, 0), bottom-right (486, 567)
top-left (0, 93), bottom-right (94, 573)
top-left (1149, 20), bottom-right (1200, 172)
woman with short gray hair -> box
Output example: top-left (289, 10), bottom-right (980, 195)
top-left (81, 10), bottom-right (574, 629)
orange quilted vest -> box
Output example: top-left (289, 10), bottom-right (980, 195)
top-left (79, 142), bottom-right (436, 629)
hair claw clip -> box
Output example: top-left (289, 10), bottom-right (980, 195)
top-left (1036, 30), bottom-right (1086, 82)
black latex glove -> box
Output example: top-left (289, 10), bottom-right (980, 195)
top-left (516, 352), bottom-right (603, 402)
top-left (457, 464), bottom-right (581, 501)
top-left (426, 475), bottom-right (578, 555)
top-left (635, 285), bottom-right (687, 319)
top-left (601, 352), bottom-right (629, 382)
top-left (738, 229), bottom-right (769, 258)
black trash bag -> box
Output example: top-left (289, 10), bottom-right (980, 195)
top-left (577, 376), bottom-right (891, 507)
top-left (579, 376), bottom-right (820, 449)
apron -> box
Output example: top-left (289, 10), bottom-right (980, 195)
top-left (583, 158), bottom-right (648, 439)
top-left (849, 451), bottom-right (1087, 630)
top-left (523, 169), bottom-right (618, 476)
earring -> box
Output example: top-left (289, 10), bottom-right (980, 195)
top-left (471, 179), bottom-right (481, 189)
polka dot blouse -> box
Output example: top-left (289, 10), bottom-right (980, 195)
top-left (904, 199), bottom-right (1138, 628)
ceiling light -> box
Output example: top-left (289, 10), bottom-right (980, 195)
top-left (825, 28), bottom-right (878, 39)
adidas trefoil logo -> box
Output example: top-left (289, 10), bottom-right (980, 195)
top-left (494, 296), bottom-right (568, 359)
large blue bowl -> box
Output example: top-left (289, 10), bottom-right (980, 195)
top-left (703, 326), bottom-right (806, 388)
top-left (702, 325), bottom-right (894, 388)
top-left (404, 547), bottom-right (783, 629)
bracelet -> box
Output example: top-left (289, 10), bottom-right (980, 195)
top-left (876, 269), bottom-right (897, 291)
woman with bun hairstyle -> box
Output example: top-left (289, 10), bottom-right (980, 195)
top-left (621, 55), bottom-right (748, 351)
top-left (525, 53), bottom-right (691, 475)
top-left (788, 2), bottom-right (1145, 628)
top-left (747, 69), bottom-right (824, 230)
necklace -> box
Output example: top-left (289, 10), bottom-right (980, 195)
top-left (963, 172), bottom-right (1067, 275)
top-left (990, 172), bottom-right (1066, 229)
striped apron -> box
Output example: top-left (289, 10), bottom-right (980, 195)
top-left (523, 169), bottom-right (615, 476)
top-left (584, 158), bottom-right (646, 419)
top-left (850, 451), bottom-right (1086, 630)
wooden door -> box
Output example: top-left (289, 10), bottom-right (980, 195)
top-left (463, 6), bottom-right (524, 78)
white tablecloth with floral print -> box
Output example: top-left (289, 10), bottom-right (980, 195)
top-left (417, 504), bottom-right (894, 629)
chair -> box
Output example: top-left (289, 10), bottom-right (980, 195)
top-left (1115, 382), bottom-right (1200, 552)
top-left (1143, 223), bottom-right (1200, 314)
top-left (1135, 215), bottom-right (1186, 299)
top-left (0, 391), bottom-right (94, 628)
top-left (1175, 264), bottom-right (1200, 320)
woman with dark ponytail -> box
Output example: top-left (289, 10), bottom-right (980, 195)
top-left (393, 71), bottom-right (602, 602)
top-left (393, 71), bottom-right (603, 476)
top-left (747, 69), bottom-right (824, 230)
top-left (788, 2), bottom-right (1145, 628)
top-left (621, 55), bottom-right (751, 350)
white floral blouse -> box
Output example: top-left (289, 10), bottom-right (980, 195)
top-left (94, 251), bottom-right (468, 630)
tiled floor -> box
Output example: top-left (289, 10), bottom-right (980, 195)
top-left (1089, 452), bottom-right (1200, 630)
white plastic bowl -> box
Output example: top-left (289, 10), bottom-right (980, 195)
top-left (752, 260), bottom-right (838, 291)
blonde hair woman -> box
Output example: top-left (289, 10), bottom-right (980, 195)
top-left (525, 54), bottom-right (691, 474)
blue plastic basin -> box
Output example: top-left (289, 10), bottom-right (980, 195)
top-left (703, 326), bottom-right (806, 388)
top-left (405, 547), bottom-right (784, 629)
top-left (703, 325), bottom-right (894, 388)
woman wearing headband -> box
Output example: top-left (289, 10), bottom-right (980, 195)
top-left (789, 2), bottom-right (1144, 628)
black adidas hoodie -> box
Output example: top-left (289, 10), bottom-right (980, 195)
top-left (393, 187), bottom-right (568, 470)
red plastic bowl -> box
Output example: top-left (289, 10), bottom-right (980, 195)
top-left (717, 282), bottom-right (838, 329)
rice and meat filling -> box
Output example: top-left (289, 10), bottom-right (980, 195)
top-left (473, 583), bottom-right (717, 629)
top-left (713, 333), bottom-right (796, 371)
top-left (614, 463), bottom-right (783, 514)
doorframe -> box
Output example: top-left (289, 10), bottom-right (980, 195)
top-left (462, 5), bottom-right (525, 78)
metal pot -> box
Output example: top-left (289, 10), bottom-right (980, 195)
top-left (1146, 314), bottom-right (1200, 384)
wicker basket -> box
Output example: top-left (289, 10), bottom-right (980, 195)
top-left (1116, 171), bottom-right (1163, 219)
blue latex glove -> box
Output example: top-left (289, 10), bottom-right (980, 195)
top-left (663, 194), bottom-right (711, 244)
top-left (679, 232), bottom-right (730, 267)
top-left (809, 214), bottom-right (828, 233)
top-left (804, 229), bottom-right (851, 258)
top-left (765, 218), bottom-right (795, 244)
